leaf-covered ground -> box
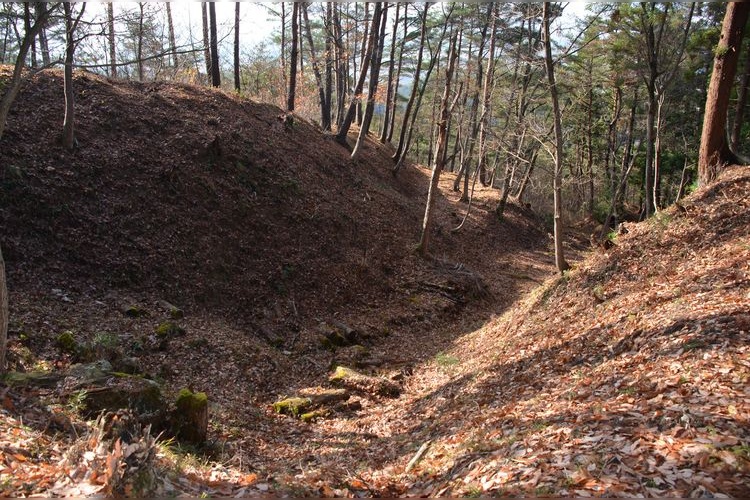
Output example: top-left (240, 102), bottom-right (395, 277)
top-left (1, 67), bottom-right (748, 497)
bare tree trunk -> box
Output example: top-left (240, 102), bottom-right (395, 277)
top-left (166, 2), bottom-right (177, 68)
top-left (0, 4), bottom-right (56, 141)
top-left (137, 2), bottom-right (145, 81)
top-left (234, 2), bottom-right (240, 91)
top-left (35, 2), bottom-right (50, 66)
top-left (731, 40), bottom-right (750, 152)
top-left (475, 3), bottom-right (497, 188)
top-left (202, 2), bottom-right (211, 79)
top-left (333, 4), bottom-right (346, 128)
top-left (334, 3), bottom-right (381, 148)
top-left (63, 2), bottom-right (85, 151)
top-left (352, 2), bottom-right (386, 159)
top-left (699, 1), bottom-right (750, 184)
top-left (418, 29), bottom-right (459, 257)
top-left (24, 3), bottom-right (37, 69)
top-left (287, 1), bottom-right (299, 111)
top-left (543, 2), bottom-right (569, 274)
top-left (107, 2), bottom-right (117, 78)
top-left (323, 2), bottom-right (333, 131)
top-left (392, 4), bottom-right (430, 166)
top-left (209, 2), bottom-right (220, 87)
top-left (302, 2), bottom-right (328, 128)
top-left (380, 2), bottom-right (400, 143)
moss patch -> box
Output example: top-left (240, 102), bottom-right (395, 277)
top-left (155, 321), bottom-right (186, 338)
top-left (56, 330), bottom-right (78, 353)
top-left (272, 397), bottom-right (312, 417)
top-left (175, 388), bottom-right (208, 412)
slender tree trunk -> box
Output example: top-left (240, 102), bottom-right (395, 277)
top-left (137, 2), bottom-right (145, 81)
top-left (352, 3), bottom-right (387, 159)
top-left (302, 2), bottom-right (328, 128)
top-left (107, 3), bottom-right (117, 78)
top-left (543, 2), bottom-right (569, 273)
top-left (0, 4), bottom-right (55, 141)
top-left (35, 3), bottom-right (50, 66)
top-left (234, 2), bottom-right (241, 91)
top-left (380, 2), bottom-right (400, 143)
top-left (166, 2), bottom-right (177, 68)
top-left (699, 1), bottom-right (750, 184)
top-left (731, 39), bottom-right (750, 152)
top-left (23, 3), bottom-right (37, 69)
top-left (287, 2), bottom-right (299, 111)
top-left (392, 4), bottom-right (430, 165)
top-left (475, 3), bottom-right (497, 188)
top-left (418, 29), bottom-right (459, 257)
top-left (209, 2), bottom-right (220, 87)
top-left (202, 2), bottom-right (211, 79)
top-left (334, 3), bottom-right (381, 147)
top-left (333, 4), bottom-right (346, 128)
top-left (387, 4), bottom-right (408, 143)
top-left (63, 2), bottom-right (85, 151)
top-left (323, 2), bottom-right (333, 131)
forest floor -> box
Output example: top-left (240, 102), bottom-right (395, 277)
top-left (0, 67), bottom-right (748, 497)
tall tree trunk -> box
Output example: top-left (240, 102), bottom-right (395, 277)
top-left (137, 2), bottom-right (145, 81)
top-left (380, 2), bottom-right (400, 143)
top-left (699, 1), bottom-right (750, 184)
top-left (392, 4), bottom-right (430, 166)
top-left (35, 2), bottom-right (50, 66)
top-left (63, 2), bottom-right (85, 151)
top-left (234, 2), bottom-right (241, 91)
top-left (334, 3), bottom-right (381, 147)
top-left (418, 28), bottom-right (459, 257)
top-left (323, 2), bottom-right (333, 131)
top-left (202, 2), bottom-right (211, 79)
top-left (287, 2), bottom-right (299, 111)
top-left (24, 3), bottom-right (37, 69)
top-left (352, 2), bottom-right (386, 159)
top-left (333, 3), bottom-right (346, 128)
top-left (543, 2), bottom-right (569, 273)
top-left (302, 2), bottom-right (328, 128)
top-left (731, 39), bottom-right (750, 152)
top-left (166, 2), bottom-right (177, 68)
top-left (387, 3), bottom-right (408, 143)
top-left (107, 2), bottom-right (117, 78)
top-left (0, 4), bottom-right (55, 141)
top-left (475, 3), bottom-right (497, 188)
top-left (209, 2), bottom-right (220, 87)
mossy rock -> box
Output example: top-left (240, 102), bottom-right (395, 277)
top-left (300, 409), bottom-right (329, 423)
top-left (155, 321), bottom-right (186, 338)
top-left (82, 377), bottom-right (165, 418)
top-left (173, 388), bottom-right (209, 444)
top-left (272, 397), bottom-right (312, 417)
top-left (329, 366), bottom-right (400, 398)
top-left (2, 370), bottom-right (62, 388)
top-left (56, 330), bottom-right (78, 353)
top-left (123, 305), bottom-right (146, 318)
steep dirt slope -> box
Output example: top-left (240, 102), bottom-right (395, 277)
top-left (0, 68), bottom-right (557, 496)
top-left (338, 165), bottom-right (749, 497)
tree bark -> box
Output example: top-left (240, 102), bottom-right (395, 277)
top-left (302, 2), bottom-right (328, 128)
top-left (323, 2), bottom-right (333, 131)
top-left (334, 2), bottom-right (381, 147)
top-left (352, 2), bottom-right (386, 159)
top-left (287, 1), bottom-right (299, 111)
top-left (209, 2), bottom-right (220, 87)
top-left (392, 4), bottom-right (430, 167)
top-left (166, 2), bottom-right (177, 68)
top-left (202, 2), bottom-right (211, 79)
top-left (0, 3), bottom-right (56, 141)
top-left (543, 2), bottom-right (569, 274)
top-left (731, 37), bottom-right (750, 152)
top-left (698, 1), bottom-right (750, 185)
top-left (379, 2), bottom-right (400, 143)
top-left (107, 3), bottom-right (116, 78)
top-left (35, 2), bottom-right (51, 66)
top-left (418, 29), bottom-right (458, 257)
top-left (62, 2), bottom-right (85, 151)
top-left (234, 2), bottom-right (241, 91)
